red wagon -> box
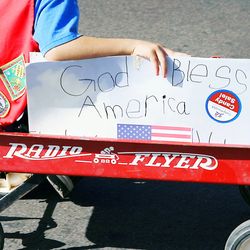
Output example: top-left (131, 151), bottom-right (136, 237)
top-left (0, 131), bottom-right (250, 249)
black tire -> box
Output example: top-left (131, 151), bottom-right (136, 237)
top-left (225, 220), bottom-right (250, 250)
top-left (0, 223), bottom-right (4, 250)
top-left (239, 186), bottom-right (250, 206)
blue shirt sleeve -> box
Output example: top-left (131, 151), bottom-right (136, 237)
top-left (34, 0), bottom-right (81, 55)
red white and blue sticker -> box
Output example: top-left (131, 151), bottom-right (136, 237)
top-left (205, 90), bottom-right (241, 123)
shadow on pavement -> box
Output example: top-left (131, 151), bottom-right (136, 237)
top-left (71, 178), bottom-right (250, 250)
top-left (2, 195), bottom-right (65, 250)
top-left (1, 178), bottom-right (250, 249)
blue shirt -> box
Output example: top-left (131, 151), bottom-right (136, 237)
top-left (34, 0), bottom-right (81, 55)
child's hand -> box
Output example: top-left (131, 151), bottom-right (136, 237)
top-left (45, 36), bottom-right (189, 78)
top-left (131, 40), bottom-right (189, 78)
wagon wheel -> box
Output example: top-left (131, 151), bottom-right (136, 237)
top-left (0, 223), bottom-right (4, 250)
top-left (225, 220), bottom-right (250, 250)
top-left (239, 186), bottom-right (250, 206)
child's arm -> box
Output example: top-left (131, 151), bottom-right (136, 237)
top-left (44, 36), bottom-right (188, 78)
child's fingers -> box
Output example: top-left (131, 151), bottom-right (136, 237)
top-left (156, 48), bottom-right (167, 77)
top-left (150, 52), bottom-right (160, 76)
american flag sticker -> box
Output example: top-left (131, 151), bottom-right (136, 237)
top-left (117, 124), bottom-right (193, 142)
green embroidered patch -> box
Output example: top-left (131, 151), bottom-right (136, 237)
top-left (0, 55), bottom-right (26, 100)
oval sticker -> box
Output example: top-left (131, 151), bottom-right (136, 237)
top-left (205, 90), bottom-right (241, 123)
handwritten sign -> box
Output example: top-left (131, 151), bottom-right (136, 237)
top-left (26, 56), bottom-right (250, 145)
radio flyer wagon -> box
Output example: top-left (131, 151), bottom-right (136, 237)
top-left (1, 131), bottom-right (250, 249)
top-left (1, 55), bottom-right (250, 249)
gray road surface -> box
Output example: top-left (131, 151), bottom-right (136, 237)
top-left (1, 0), bottom-right (250, 249)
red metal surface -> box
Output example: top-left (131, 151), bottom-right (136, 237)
top-left (0, 132), bottom-right (250, 185)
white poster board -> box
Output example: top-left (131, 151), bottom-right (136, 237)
top-left (26, 56), bottom-right (250, 145)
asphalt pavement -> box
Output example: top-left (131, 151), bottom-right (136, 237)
top-left (1, 0), bottom-right (250, 249)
